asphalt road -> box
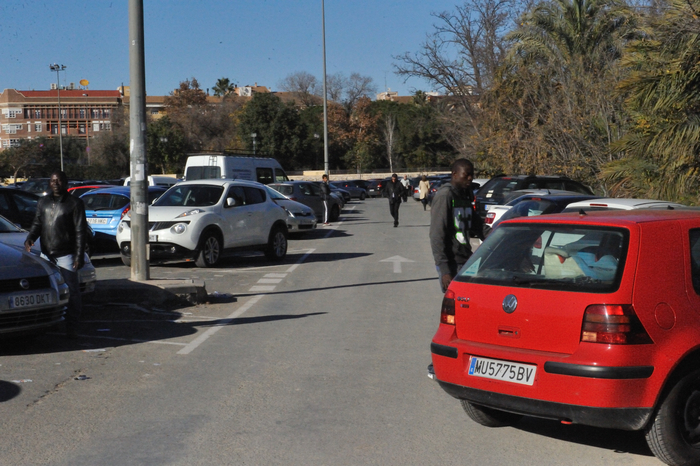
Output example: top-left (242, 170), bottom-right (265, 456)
top-left (0, 197), bottom-right (660, 465)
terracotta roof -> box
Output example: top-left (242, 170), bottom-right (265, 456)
top-left (17, 90), bottom-right (121, 98)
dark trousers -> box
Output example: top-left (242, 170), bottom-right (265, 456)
top-left (389, 201), bottom-right (401, 224)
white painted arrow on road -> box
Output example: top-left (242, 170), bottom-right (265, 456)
top-left (380, 255), bottom-right (415, 273)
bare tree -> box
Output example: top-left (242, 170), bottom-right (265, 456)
top-left (278, 71), bottom-right (319, 107)
top-left (382, 113), bottom-right (397, 173)
top-left (343, 73), bottom-right (377, 112)
top-left (326, 72), bottom-right (345, 103)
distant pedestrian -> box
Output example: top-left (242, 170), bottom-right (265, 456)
top-left (419, 175), bottom-right (430, 211)
top-left (401, 175), bottom-right (410, 202)
top-left (383, 173), bottom-right (406, 227)
top-left (320, 174), bottom-right (332, 225)
top-left (430, 159), bottom-right (485, 293)
top-left (24, 170), bottom-right (87, 338)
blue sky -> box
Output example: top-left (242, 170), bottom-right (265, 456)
top-left (0, 0), bottom-right (461, 98)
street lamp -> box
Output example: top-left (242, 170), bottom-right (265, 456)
top-left (251, 133), bottom-right (257, 155)
top-left (50, 63), bottom-right (67, 171)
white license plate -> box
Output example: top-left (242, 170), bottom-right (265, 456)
top-left (9, 291), bottom-right (54, 309)
top-left (468, 356), bottom-right (536, 386)
top-left (87, 218), bottom-right (109, 224)
top-left (149, 235), bottom-right (158, 242)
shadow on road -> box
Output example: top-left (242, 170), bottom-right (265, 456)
top-left (0, 380), bottom-right (21, 402)
top-left (234, 276), bottom-right (437, 298)
top-left (515, 416), bottom-right (654, 458)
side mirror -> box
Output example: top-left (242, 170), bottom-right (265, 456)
top-left (226, 197), bottom-right (237, 207)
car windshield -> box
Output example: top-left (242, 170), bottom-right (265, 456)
top-left (271, 185), bottom-right (293, 196)
top-left (83, 193), bottom-right (130, 211)
top-left (499, 199), bottom-right (559, 222)
top-left (0, 215), bottom-right (22, 232)
top-left (265, 186), bottom-right (288, 200)
top-left (456, 223), bottom-right (628, 292)
top-left (153, 185), bottom-right (224, 207)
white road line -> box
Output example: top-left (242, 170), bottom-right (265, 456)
top-left (257, 278), bottom-right (282, 284)
top-left (264, 273), bottom-right (287, 278)
top-left (286, 248), bottom-right (315, 273)
top-left (177, 295), bottom-right (264, 355)
top-left (249, 285), bottom-right (276, 292)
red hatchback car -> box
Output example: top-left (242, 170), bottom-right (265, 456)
top-left (430, 209), bottom-right (700, 466)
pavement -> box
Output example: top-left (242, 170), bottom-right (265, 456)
top-left (92, 278), bottom-right (208, 308)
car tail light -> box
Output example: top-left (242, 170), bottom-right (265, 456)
top-left (120, 205), bottom-right (131, 220)
top-left (440, 289), bottom-right (456, 325)
top-left (485, 212), bottom-right (496, 225)
top-left (581, 304), bottom-right (652, 344)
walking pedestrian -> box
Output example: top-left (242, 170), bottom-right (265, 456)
top-left (429, 159), bottom-right (485, 293)
top-left (24, 170), bottom-right (87, 338)
top-left (320, 174), bottom-right (332, 225)
top-left (419, 175), bottom-right (430, 210)
top-left (383, 173), bottom-right (406, 227)
top-left (401, 175), bottom-right (410, 202)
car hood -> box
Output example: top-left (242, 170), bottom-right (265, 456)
top-left (0, 242), bottom-right (53, 279)
top-left (139, 206), bottom-right (217, 222)
top-left (274, 199), bottom-right (314, 215)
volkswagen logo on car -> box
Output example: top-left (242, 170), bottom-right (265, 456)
top-left (502, 294), bottom-right (518, 314)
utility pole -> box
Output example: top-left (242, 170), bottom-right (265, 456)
top-left (129, 0), bottom-right (149, 280)
top-left (49, 63), bottom-right (66, 171)
top-left (322, 0), bottom-right (329, 175)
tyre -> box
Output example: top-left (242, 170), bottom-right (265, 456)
top-left (265, 226), bottom-right (287, 261)
top-left (359, 192), bottom-right (366, 200)
top-left (646, 369), bottom-right (700, 466)
top-left (120, 254), bottom-right (131, 267)
top-left (330, 204), bottom-right (340, 222)
top-left (460, 400), bottom-right (523, 428)
top-left (195, 232), bottom-right (222, 268)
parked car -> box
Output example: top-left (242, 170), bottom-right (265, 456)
top-left (81, 186), bottom-right (168, 253)
top-left (0, 214), bottom-right (97, 298)
top-left (367, 178), bottom-right (390, 198)
top-left (0, 187), bottom-right (40, 229)
top-left (475, 175), bottom-right (594, 218)
top-left (268, 181), bottom-right (342, 222)
top-left (487, 193), bottom-right (601, 235)
top-left (123, 175), bottom-right (180, 187)
top-left (413, 176), bottom-right (444, 201)
top-left (485, 189), bottom-right (597, 229)
top-left (430, 209), bottom-right (700, 466)
top-left (330, 181), bottom-right (368, 200)
top-left (264, 185), bottom-right (317, 235)
top-left (0, 241), bottom-right (70, 336)
top-left (116, 179), bottom-right (289, 267)
top-left (329, 185), bottom-right (351, 203)
top-left (68, 184), bottom-right (119, 198)
top-left (348, 179), bottom-right (370, 190)
top-left (20, 178), bottom-right (52, 196)
top-left (561, 198), bottom-right (687, 213)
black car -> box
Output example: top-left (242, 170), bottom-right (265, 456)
top-left (475, 175), bottom-right (593, 218)
top-left (0, 187), bottom-right (40, 229)
top-left (487, 193), bottom-right (601, 235)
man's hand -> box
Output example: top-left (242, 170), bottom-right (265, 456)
top-left (441, 274), bottom-right (453, 292)
top-left (73, 256), bottom-right (84, 271)
top-left (24, 239), bottom-right (33, 253)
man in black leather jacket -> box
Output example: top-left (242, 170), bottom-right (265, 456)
top-left (383, 173), bottom-right (406, 227)
top-left (25, 170), bottom-right (87, 337)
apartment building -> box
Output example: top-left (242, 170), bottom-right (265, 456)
top-left (0, 88), bottom-right (122, 150)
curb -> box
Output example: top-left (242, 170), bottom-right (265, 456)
top-left (92, 278), bottom-right (208, 307)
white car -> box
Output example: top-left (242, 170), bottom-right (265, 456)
top-left (485, 189), bottom-right (584, 227)
top-left (264, 186), bottom-right (317, 235)
top-left (561, 198), bottom-right (687, 213)
top-left (116, 179), bottom-right (290, 267)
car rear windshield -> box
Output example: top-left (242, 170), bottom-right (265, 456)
top-left (478, 178), bottom-right (520, 200)
top-left (185, 166), bottom-right (221, 180)
top-left (456, 223), bottom-right (628, 292)
top-left (153, 185), bottom-right (223, 207)
top-left (83, 193), bottom-right (130, 211)
top-left (271, 185), bottom-right (294, 196)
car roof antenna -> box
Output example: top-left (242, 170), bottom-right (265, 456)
top-left (579, 209), bottom-right (587, 216)
top-left (667, 205), bottom-right (675, 210)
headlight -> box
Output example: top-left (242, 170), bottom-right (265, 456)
top-left (176, 209), bottom-right (203, 218)
top-left (284, 208), bottom-right (295, 218)
top-left (170, 223), bottom-right (187, 234)
top-left (52, 271), bottom-right (65, 286)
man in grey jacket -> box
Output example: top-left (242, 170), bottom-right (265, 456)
top-left (429, 159), bottom-right (485, 293)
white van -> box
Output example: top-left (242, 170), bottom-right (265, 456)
top-left (184, 154), bottom-right (289, 185)
top-left (123, 175), bottom-right (179, 187)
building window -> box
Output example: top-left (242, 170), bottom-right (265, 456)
top-left (1, 140), bottom-right (8, 148)
top-left (60, 109), bottom-right (67, 119)
top-left (8, 139), bottom-right (20, 148)
top-left (79, 108), bottom-right (86, 118)
top-left (35, 123), bottom-right (42, 132)
top-left (151, 109), bottom-right (159, 115)
top-left (104, 108), bottom-right (110, 118)
top-left (92, 122), bottom-right (100, 132)
top-left (6, 110), bottom-right (20, 118)
top-left (35, 109), bottom-right (42, 118)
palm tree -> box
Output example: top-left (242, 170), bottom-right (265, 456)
top-left (212, 77), bottom-right (235, 97)
top-left (608, 0), bottom-right (700, 202)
